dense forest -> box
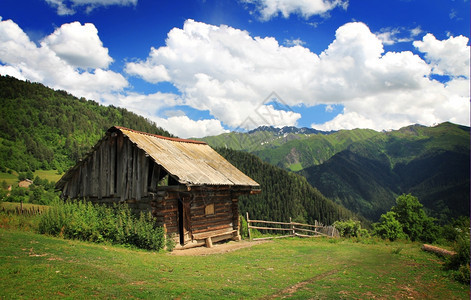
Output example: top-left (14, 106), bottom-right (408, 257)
top-left (0, 75), bottom-right (361, 225)
top-left (1, 75), bottom-right (468, 226)
top-left (202, 122), bottom-right (470, 223)
top-left (217, 148), bottom-right (362, 225)
top-left (299, 123), bottom-right (470, 222)
top-left (0, 75), bottom-right (172, 173)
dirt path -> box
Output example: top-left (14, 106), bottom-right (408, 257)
top-left (266, 269), bottom-right (339, 299)
top-left (169, 240), bottom-right (268, 256)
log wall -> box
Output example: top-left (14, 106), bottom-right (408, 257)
top-left (61, 131), bottom-right (157, 201)
top-left (59, 131), bottom-right (242, 246)
top-left (189, 189), bottom-right (238, 234)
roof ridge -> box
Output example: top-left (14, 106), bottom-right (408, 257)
top-left (112, 126), bottom-right (207, 145)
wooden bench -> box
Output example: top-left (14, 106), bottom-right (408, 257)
top-left (192, 228), bottom-right (237, 248)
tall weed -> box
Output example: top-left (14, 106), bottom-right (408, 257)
top-left (444, 232), bottom-right (470, 284)
top-left (39, 200), bottom-right (165, 251)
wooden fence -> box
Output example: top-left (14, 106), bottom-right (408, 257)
top-left (0, 202), bottom-right (46, 216)
top-left (246, 212), bottom-right (339, 240)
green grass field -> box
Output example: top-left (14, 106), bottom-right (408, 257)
top-left (0, 169), bottom-right (61, 189)
top-left (0, 171), bottom-right (18, 187)
top-left (33, 170), bottom-right (62, 183)
top-left (0, 227), bottom-right (468, 299)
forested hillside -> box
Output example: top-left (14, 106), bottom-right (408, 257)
top-left (299, 123), bottom-right (470, 222)
top-left (1, 76), bottom-right (467, 225)
top-left (217, 148), bottom-right (361, 225)
top-left (0, 76), bottom-right (360, 225)
top-left (200, 126), bottom-right (380, 171)
top-left (204, 122), bottom-right (470, 223)
top-left (254, 128), bottom-right (380, 171)
top-left (0, 75), bottom-right (172, 173)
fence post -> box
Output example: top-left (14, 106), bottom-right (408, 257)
top-left (290, 217), bottom-right (295, 236)
top-left (246, 212), bottom-right (252, 240)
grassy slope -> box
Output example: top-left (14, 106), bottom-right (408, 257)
top-left (0, 228), bottom-right (468, 299)
top-left (0, 75), bottom-right (172, 173)
top-left (299, 123), bottom-right (470, 221)
top-left (1, 170), bottom-right (70, 188)
top-left (32, 170), bottom-right (62, 183)
top-left (202, 128), bottom-right (380, 170)
top-left (0, 171), bottom-right (18, 187)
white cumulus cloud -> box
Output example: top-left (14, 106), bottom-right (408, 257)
top-left (126, 20), bottom-right (469, 132)
top-left (413, 33), bottom-right (470, 77)
top-left (41, 22), bottom-right (113, 69)
top-left (0, 18), bottom-right (127, 101)
top-left (152, 115), bottom-right (229, 138)
top-left (101, 91), bottom-right (182, 118)
top-left (45, 0), bottom-right (137, 15)
top-left (1, 17), bottom-right (469, 138)
top-left (242, 0), bottom-right (348, 20)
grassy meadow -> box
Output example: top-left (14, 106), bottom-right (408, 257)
top-left (0, 169), bottom-right (61, 188)
top-left (0, 171), bottom-right (18, 187)
top-left (33, 170), bottom-right (63, 183)
top-left (0, 226), bottom-right (468, 299)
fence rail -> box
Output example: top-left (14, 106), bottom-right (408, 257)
top-left (0, 202), bottom-right (46, 216)
top-left (246, 212), bottom-right (339, 240)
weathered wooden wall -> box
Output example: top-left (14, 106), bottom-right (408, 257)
top-left (152, 191), bottom-right (179, 235)
top-left (190, 189), bottom-right (238, 234)
top-left (60, 130), bottom-right (241, 246)
top-left (61, 131), bottom-right (164, 201)
top-left (151, 188), bottom-right (239, 244)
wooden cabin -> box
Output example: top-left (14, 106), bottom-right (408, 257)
top-left (56, 126), bottom-right (261, 248)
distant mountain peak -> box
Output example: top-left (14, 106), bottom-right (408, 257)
top-left (247, 125), bottom-right (335, 135)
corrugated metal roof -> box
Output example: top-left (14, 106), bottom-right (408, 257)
top-left (114, 126), bottom-right (260, 188)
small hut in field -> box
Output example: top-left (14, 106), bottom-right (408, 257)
top-left (56, 126), bottom-right (260, 248)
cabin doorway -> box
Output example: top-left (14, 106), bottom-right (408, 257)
top-left (177, 197), bottom-right (190, 245)
top-left (178, 199), bottom-right (184, 245)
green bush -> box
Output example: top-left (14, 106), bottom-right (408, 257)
top-left (239, 215), bottom-right (249, 238)
top-left (391, 194), bottom-right (438, 242)
top-left (372, 211), bottom-right (406, 241)
top-left (440, 217), bottom-right (470, 243)
top-left (435, 217), bottom-right (470, 284)
top-left (333, 219), bottom-right (369, 238)
top-left (374, 194), bottom-right (439, 243)
top-left (453, 264), bottom-right (470, 284)
top-left (39, 200), bottom-right (165, 251)
top-left (445, 232), bottom-right (470, 270)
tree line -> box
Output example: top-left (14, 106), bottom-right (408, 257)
top-left (217, 147), bottom-right (364, 226)
top-left (0, 75), bottom-right (172, 174)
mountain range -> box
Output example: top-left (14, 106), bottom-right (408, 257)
top-left (200, 123), bottom-right (470, 222)
top-left (0, 75), bottom-right (358, 225)
top-left (1, 75), bottom-right (469, 224)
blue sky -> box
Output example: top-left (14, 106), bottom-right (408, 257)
top-left (0, 0), bottom-right (469, 137)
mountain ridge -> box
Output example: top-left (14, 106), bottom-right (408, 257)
top-left (1, 75), bottom-right (468, 224)
top-left (201, 121), bottom-right (470, 222)
top-left (0, 75), bottom-right (361, 226)
top-left (247, 125), bottom-right (335, 135)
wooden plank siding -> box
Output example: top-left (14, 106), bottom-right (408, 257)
top-left (62, 132), bottom-right (154, 201)
top-left (56, 127), bottom-right (259, 247)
